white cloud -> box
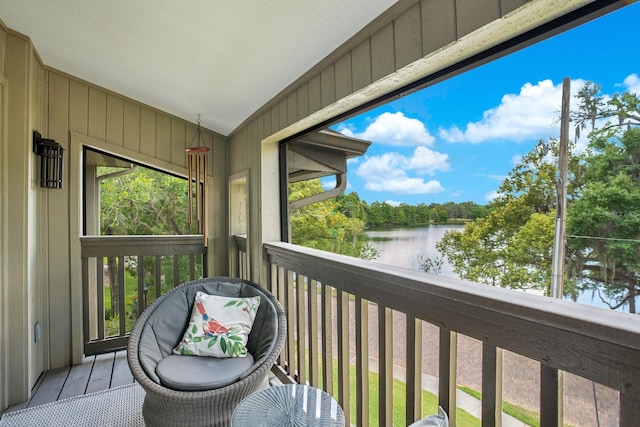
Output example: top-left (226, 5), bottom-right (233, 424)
top-left (356, 147), bottom-right (449, 194)
top-left (338, 127), bottom-right (355, 138)
top-left (321, 178), bottom-right (335, 190)
top-left (485, 190), bottom-right (500, 202)
top-left (439, 79), bottom-right (586, 144)
top-left (487, 174), bottom-right (507, 182)
top-left (385, 200), bottom-right (402, 207)
top-left (407, 146), bottom-right (450, 175)
top-left (339, 112), bottom-right (435, 146)
top-left (623, 73), bottom-right (640, 95)
top-left (346, 157), bottom-right (359, 166)
top-left (367, 176), bottom-right (444, 194)
top-left (438, 126), bottom-right (464, 143)
top-left (358, 147), bottom-right (449, 177)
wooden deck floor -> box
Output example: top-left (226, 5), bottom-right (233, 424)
top-left (1, 350), bottom-right (133, 416)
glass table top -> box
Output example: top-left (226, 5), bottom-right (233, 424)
top-left (231, 384), bottom-right (345, 427)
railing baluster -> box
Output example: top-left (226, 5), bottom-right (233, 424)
top-left (277, 266), bottom-right (286, 368)
top-left (482, 343), bottom-right (503, 427)
top-left (86, 257), bottom-right (98, 340)
top-left (621, 392), bottom-right (640, 427)
top-left (540, 365), bottom-right (561, 426)
top-left (136, 256), bottom-right (145, 314)
top-left (96, 257), bottom-right (104, 340)
top-left (356, 295), bottom-right (369, 427)
top-left (439, 328), bottom-right (457, 426)
top-left (269, 262), bottom-right (277, 298)
top-left (118, 255), bottom-right (126, 336)
top-left (241, 251), bottom-right (248, 280)
top-left (173, 254), bottom-right (179, 287)
top-left (308, 278), bottom-right (319, 387)
top-left (286, 270), bottom-right (297, 380)
top-left (406, 315), bottom-right (422, 424)
top-left (82, 257), bottom-right (91, 342)
top-left (337, 288), bottom-right (350, 423)
top-left (296, 273), bottom-right (307, 385)
top-left (154, 255), bottom-right (161, 300)
top-left (321, 282), bottom-right (333, 393)
top-left (379, 305), bottom-right (393, 426)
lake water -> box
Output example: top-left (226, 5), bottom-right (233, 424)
top-left (365, 224), bottom-right (462, 278)
top-left (364, 224), bottom-right (624, 311)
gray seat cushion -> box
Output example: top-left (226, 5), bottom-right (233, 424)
top-left (156, 353), bottom-right (255, 391)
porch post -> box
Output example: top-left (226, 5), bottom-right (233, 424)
top-left (257, 138), bottom-right (281, 284)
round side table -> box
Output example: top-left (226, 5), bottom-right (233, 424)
top-left (231, 384), bottom-right (345, 427)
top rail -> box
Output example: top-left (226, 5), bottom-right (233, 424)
top-left (81, 235), bottom-right (206, 257)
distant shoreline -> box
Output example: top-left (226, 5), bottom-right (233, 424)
top-left (367, 219), bottom-right (468, 230)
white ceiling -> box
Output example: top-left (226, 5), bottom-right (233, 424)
top-left (0, 0), bottom-right (397, 135)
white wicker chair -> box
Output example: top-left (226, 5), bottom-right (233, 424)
top-left (127, 277), bottom-right (286, 427)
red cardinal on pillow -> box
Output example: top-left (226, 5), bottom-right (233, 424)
top-left (196, 301), bottom-right (229, 335)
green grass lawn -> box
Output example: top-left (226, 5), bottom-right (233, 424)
top-left (457, 385), bottom-right (572, 427)
top-left (104, 267), bottom-right (145, 336)
top-left (310, 351), bottom-right (557, 426)
top-left (314, 355), bottom-right (479, 426)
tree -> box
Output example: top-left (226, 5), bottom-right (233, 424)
top-left (100, 166), bottom-right (196, 236)
top-left (289, 180), bottom-right (378, 260)
top-left (566, 84), bottom-right (640, 312)
top-left (99, 165), bottom-right (201, 317)
top-left (416, 204), bottom-right (431, 223)
top-left (415, 255), bottom-right (444, 275)
top-left (335, 192), bottom-right (366, 220)
top-left (430, 206), bottom-right (449, 223)
top-left (365, 201), bottom-right (387, 227)
top-left (437, 81), bottom-right (640, 312)
top-left (438, 197), bottom-right (556, 291)
top-left (437, 140), bottom-right (574, 293)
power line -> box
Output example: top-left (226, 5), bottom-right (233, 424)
top-left (569, 235), bottom-right (640, 243)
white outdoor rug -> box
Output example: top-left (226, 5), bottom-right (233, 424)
top-left (0, 383), bottom-right (145, 427)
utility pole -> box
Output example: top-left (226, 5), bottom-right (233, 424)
top-left (542, 77), bottom-right (570, 427)
top-left (551, 77), bottom-right (570, 299)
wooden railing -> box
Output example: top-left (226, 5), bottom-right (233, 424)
top-left (263, 241), bottom-right (640, 427)
top-left (231, 234), bottom-right (249, 280)
top-left (80, 235), bottom-right (206, 355)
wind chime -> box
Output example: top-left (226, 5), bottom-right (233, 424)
top-left (186, 114), bottom-right (209, 245)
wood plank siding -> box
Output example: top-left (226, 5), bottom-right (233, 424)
top-left (45, 69), bottom-right (228, 371)
top-left (0, 19), bottom-right (229, 402)
top-left (233, 0), bottom-right (537, 147)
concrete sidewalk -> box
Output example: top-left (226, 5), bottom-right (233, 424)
top-left (415, 370), bottom-right (528, 427)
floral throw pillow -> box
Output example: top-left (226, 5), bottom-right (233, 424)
top-left (173, 291), bottom-right (261, 358)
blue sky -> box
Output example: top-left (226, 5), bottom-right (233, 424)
top-left (329, 2), bottom-right (640, 207)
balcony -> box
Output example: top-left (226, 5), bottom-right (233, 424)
top-left (255, 238), bottom-right (640, 426)
top-left (2, 235), bottom-right (639, 426)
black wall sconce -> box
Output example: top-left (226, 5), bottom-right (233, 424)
top-left (33, 130), bottom-right (64, 189)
